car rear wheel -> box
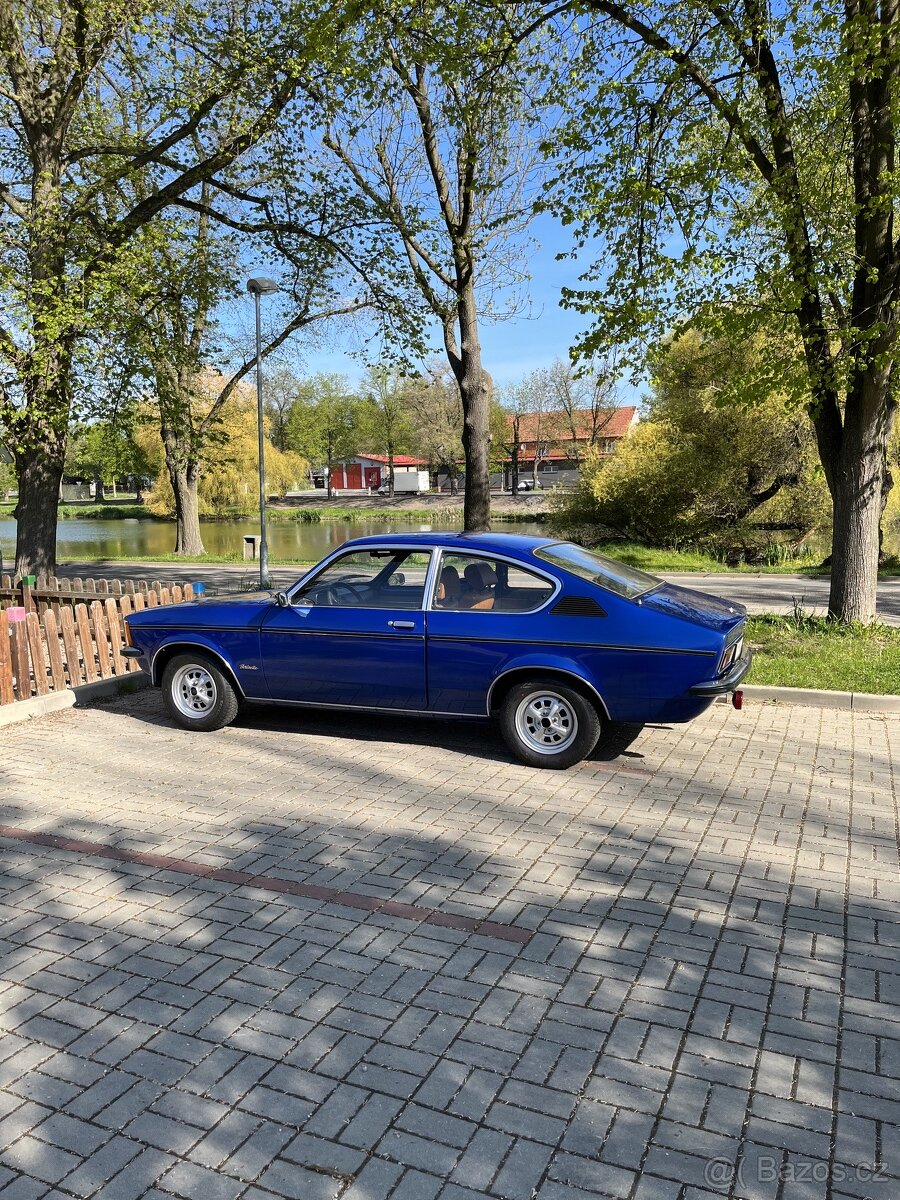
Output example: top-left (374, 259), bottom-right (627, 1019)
top-left (499, 678), bottom-right (601, 769)
top-left (161, 653), bottom-right (240, 732)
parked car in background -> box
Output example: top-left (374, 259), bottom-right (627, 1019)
top-left (123, 533), bottom-right (751, 769)
top-left (513, 478), bottom-right (542, 492)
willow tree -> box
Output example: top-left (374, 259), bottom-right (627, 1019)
top-left (309, 2), bottom-right (554, 530)
top-left (543, 0), bottom-right (900, 622)
top-left (0, 0), bottom-right (329, 576)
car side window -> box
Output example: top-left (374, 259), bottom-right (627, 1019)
top-left (294, 550), bottom-right (432, 610)
top-left (432, 554), bottom-right (554, 613)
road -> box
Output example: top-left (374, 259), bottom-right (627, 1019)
top-left (57, 559), bottom-right (900, 624)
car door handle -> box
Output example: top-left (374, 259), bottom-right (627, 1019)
top-left (388, 620), bottom-right (415, 629)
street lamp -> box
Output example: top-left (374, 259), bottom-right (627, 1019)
top-left (247, 276), bottom-right (279, 588)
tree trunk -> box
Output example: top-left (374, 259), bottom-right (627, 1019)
top-left (14, 445), bottom-right (65, 578)
top-left (93, 472), bottom-right (105, 503)
top-left (828, 445), bottom-right (883, 623)
top-left (387, 445), bottom-right (395, 497)
top-left (162, 429), bottom-right (205, 556)
top-left (171, 465), bottom-right (205, 556)
top-left (450, 292), bottom-right (491, 531)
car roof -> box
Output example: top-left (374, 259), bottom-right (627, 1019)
top-left (342, 531), bottom-right (560, 558)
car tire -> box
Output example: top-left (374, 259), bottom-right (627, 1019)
top-left (499, 677), bottom-right (601, 769)
top-left (161, 652), bottom-right (240, 733)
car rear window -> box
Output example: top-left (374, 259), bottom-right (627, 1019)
top-left (534, 542), bottom-right (661, 600)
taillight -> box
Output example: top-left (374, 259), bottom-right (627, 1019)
top-left (720, 635), bottom-right (743, 673)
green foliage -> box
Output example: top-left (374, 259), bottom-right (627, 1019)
top-left (357, 367), bottom-right (414, 476)
top-left (402, 366), bottom-right (464, 480)
top-left (284, 375), bottom-right (362, 477)
top-left (0, 454), bottom-right (14, 499)
top-left (65, 420), bottom-right (150, 491)
top-left (555, 328), bottom-right (829, 559)
top-left (138, 396), bottom-right (307, 518)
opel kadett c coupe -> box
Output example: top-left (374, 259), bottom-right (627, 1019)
top-left (122, 533), bottom-right (752, 769)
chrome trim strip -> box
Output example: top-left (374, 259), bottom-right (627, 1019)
top-left (485, 668), bottom-right (611, 720)
top-left (251, 696), bottom-right (488, 720)
top-left (263, 628), bottom-right (424, 640)
top-left (428, 635), bottom-right (715, 655)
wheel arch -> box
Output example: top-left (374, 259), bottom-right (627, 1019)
top-left (486, 666), bottom-right (610, 722)
top-left (152, 641), bottom-right (245, 700)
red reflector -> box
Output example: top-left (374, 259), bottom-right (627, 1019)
top-left (732, 690), bottom-right (743, 710)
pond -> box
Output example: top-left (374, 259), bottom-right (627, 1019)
top-left (0, 515), bottom-right (549, 566)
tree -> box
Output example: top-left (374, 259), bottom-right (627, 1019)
top-left (312, 2), bottom-right (553, 530)
top-left (539, 0), bottom-right (900, 621)
top-left (556, 328), bottom-right (829, 556)
top-left (505, 371), bottom-right (557, 487)
top-left (541, 358), bottom-right (619, 465)
top-left (359, 367), bottom-right (413, 495)
top-left (284, 375), bottom-right (361, 498)
top-left (139, 393), bottom-right (307, 520)
top-left (405, 366), bottom-right (465, 494)
top-left (121, 177), bottom-right (367, 555)
top-left (0, 0), bottom-right (331, 576)
top-left (266, 369), bottom-right (302, 452)
top-left (65, 419), bottom-right (149, 502)
top-left (0, 447), bottom-right (14, 500)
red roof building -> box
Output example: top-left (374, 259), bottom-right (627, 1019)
top-left (502, 406), bottom-right (638, 489)
top-left (322, 453), bottom-right (429, 491)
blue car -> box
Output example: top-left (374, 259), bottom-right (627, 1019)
top-left (123, 533), bottom-right (751, 769)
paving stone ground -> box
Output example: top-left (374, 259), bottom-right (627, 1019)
top-left (0, 694), bottom-right (897, 1200)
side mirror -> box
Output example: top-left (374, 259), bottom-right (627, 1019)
top-left (276, 591), bottom-right (289, 608)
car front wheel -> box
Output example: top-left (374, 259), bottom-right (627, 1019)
top-left (499, 678), bottom-right (601, 769)
top-left (161, 653), bottom-right (240, 732)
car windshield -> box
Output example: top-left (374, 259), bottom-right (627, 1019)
top-left (534, 542), bottom-right (661, 600)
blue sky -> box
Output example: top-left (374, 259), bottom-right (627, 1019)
top-left (246, 211), bottom-right (647, 409)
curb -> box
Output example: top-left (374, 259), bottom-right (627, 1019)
top-left (0, 691), bottom-right (75, 728)
top-left (73, 671), bottom-right (151, 705)
top-left (718, 684), bottom-right (900, 713)
top-left (0, 672), bottom-right (152, 729)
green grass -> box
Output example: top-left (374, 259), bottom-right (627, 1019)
top-left (745, 615), bottom-right (900, 693)
top-left (593, 541), bottom-right (900, 576)
top-left (0, 502), bottom-right (153, 520)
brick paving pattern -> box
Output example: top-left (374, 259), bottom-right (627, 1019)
top-left (0, 693), bottom-right (896, 1199)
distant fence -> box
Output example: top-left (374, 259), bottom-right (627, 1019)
top-left (0, 575), bottom-right (194, 706)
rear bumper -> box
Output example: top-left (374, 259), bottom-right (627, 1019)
top-left (688, 650), bottom-right (753, 697)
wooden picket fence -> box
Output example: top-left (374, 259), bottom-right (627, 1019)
top-left (0, 576), bottom-right (195, 706)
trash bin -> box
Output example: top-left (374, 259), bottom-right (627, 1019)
top-left (242, 535), bottom-right (261, 561)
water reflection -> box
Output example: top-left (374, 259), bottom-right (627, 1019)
top-left (0, 516), bottom-right (548, 564)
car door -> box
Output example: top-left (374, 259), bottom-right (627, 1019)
top-left (425, 550), bottom-right (558, 714)
top-left (260, 547), bottom-right (432, 710)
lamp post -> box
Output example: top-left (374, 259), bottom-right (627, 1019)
top-left (246, 276), bottom-right (279, 588)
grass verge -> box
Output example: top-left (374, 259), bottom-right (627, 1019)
top-left (593, 541), bottom-right (900, 577)
top-left (745, 615), bottom-right (900, 693)
top-left (0, 502), bottom-right (153, 520)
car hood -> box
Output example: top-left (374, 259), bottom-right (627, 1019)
top-left (638, 582), bottom-right (746, 635)
top-left (127, 591), bottom-right (275, 629)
